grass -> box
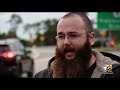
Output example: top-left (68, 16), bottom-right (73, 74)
top-left (93, 43), bottom-right (120, 52)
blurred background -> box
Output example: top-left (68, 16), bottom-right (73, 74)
top-left (0, 12), bottom-right (120, 78)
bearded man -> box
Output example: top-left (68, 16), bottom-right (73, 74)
top-left (34, 12), bottom-right (120, 78)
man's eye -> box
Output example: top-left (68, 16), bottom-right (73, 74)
top-left (58, 36), bottom-right (64, 39)
top-left (70, 35), bottom-right (78, 38)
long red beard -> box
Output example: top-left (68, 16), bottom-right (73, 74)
top-left (51, 38), bottom-right (92, 78)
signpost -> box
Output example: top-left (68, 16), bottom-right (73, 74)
top-left (97, 12), bottom-right (120, 30)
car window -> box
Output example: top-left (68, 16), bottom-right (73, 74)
top-left (0, 45), bottom-right (10, 54)
top-left (0, 38), bottom-right (25, 55)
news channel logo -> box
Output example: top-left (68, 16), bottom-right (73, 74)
top-left (102, 65), bottom-right (113, 74)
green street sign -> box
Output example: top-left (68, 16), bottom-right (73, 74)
top-left (97, 12), bottom-right (120, 30)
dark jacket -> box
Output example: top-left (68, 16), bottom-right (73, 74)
top-left (34, 49), bottom-right (120, 78)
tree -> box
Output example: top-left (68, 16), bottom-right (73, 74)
top-left (8, 14), bottom-right (22, 38)
top-left (0, 31), bottom-right (16, 39)
top-left (24, 19), bottom-right (59, 46)
top-left (0, 33), bottom-right (7, 39)
top-left (24, 23), bottom-right (35, 46)
top-left (7, 30), bottom-right (17, 38)
top-left (43, 19), bottom-right (58, 45)
top-left (24, 21), bottom-right (47, 46)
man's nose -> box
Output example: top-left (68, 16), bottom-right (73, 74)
top-left (63, 36), bottom-right (71, 45)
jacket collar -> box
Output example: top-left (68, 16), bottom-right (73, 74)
top-left (91, 49), bottom-right (119, 78)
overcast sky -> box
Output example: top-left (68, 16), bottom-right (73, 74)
top-left (0, 12), bottom-right (97, 40)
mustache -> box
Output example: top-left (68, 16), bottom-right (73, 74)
top-left (64, 48), bottom-right (75, 53)
top-left (55, 47), bottom-right (76, 59)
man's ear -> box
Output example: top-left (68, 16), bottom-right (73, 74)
top-left (89, 32), bottom-right (95, 46)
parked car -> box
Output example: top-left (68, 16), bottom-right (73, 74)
top-left (0, 38), bottom-right (34, 78)
top-left (92, 37), bottom-right (115, 48)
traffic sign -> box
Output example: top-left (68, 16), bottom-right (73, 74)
top-left (97, 12), bottom-right (120, 30)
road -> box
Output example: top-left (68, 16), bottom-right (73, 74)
top-left (30, 46), bottom-right (56, 76)
top-left (29, 46), bottom-right (120, 76)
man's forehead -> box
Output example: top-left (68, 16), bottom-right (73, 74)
top-left (57, 15), bottom-right (86, 31)
top-left (59, 15), bottom-right (84, 24)
top-left (57, 21), bottom-right (86, 34)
